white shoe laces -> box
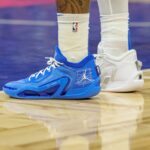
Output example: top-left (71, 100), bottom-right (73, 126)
top-left (93, 54), bottom-right (104, 67)
top-left (29, 57), bottom-right (63, 81)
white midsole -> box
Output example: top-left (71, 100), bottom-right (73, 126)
top-left (102, 79), bottom-right (144, 92)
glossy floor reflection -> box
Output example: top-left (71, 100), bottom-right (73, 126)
top-left (0, 71), bottom-right (149, 150)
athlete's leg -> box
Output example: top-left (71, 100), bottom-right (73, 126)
top-left (97, 0), bottom-right (129, 56)
top-left (3, 0), bottom-right (101, 99)
top-left (57, 0), bottom-right (90, 62)
top-left (95, 0), bottom-right (144, 92)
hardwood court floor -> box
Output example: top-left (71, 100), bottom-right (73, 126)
top-left (0, 71), bottom-right (149, 150)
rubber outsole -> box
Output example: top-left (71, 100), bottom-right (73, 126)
top-left (3, 79), bottom-right (101, 100)
top-left (102, 79), bottom-right (144, 92)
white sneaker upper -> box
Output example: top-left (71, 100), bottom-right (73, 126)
top-left (95, 50), bottom-right (144, 92)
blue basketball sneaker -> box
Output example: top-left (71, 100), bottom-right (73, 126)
top-left (3, 47), bottom-right (101, 99)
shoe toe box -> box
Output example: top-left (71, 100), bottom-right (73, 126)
top-left (3, 80), bottom-right (26, 97)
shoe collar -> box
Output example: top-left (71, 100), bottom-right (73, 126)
top-left (54, 46), bottom-right (94, 68)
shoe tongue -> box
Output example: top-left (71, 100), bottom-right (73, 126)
top-left (54, 46), bottom-right (67, 63)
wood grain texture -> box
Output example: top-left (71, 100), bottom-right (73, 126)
top-left (0, 71), bottom-right (149, 150)
top-left (56, 0), bottom-right (90, 13)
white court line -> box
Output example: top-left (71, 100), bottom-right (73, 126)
top-left (0, 19), bottom-right (149, 28)
top-left (144, 69), bottom-right (150, 72)
top-left (130, 0), bottom-right (150, 3)
top-left (144, 76), bottom-right (150, 79)
top-left (0, 19), bottom-right (56, 26)
top-left (143, 69), bottom-right (150, 79)
top-left (130, 22), bottom-right (150, 27)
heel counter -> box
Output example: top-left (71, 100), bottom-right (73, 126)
top-left (90, 58), bottom-right (101, 78)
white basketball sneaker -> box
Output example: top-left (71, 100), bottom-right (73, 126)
top-left (95, 49), bottom-right (144, 92)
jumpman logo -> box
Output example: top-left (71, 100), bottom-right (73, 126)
top-left (80, 70), bottom-right (93, 82)
top-left (76, 69), bottom-right (93, 86)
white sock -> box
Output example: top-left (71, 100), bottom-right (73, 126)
top-left (57, 13), bottom-right (89, 62)
top-left (97, 0), bottom-right (129, 56)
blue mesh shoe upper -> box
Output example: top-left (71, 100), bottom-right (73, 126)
top-left (3, 47), bottom-right (101, 99)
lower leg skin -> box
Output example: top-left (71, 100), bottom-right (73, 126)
top-left (97, 0), bottom-right (129, 56)
top-left (56, 0), bottom-right (90, 62)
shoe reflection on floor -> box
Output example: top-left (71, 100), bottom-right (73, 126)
top-left (3, 92), bottom-right (144, 150)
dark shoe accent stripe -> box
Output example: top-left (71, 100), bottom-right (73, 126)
top-left (3, 86), bottom-right (17, 90)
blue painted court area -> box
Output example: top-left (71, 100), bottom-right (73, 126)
top-left (0, 2), bottom-right (150, 89)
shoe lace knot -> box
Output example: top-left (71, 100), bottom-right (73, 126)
top-left (29, 57), bottom-right (63, 81)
